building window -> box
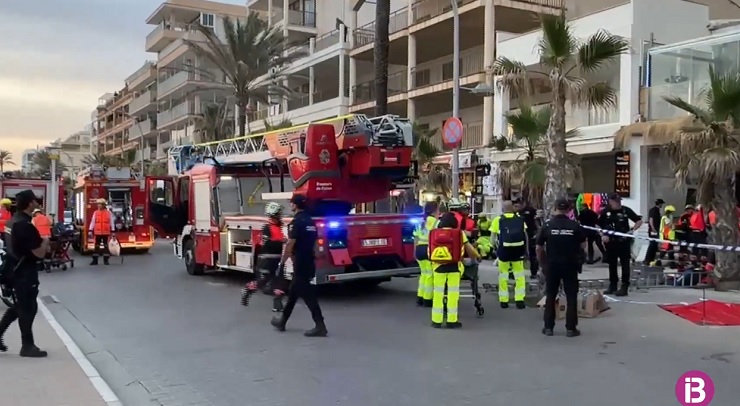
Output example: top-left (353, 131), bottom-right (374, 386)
top-left (200, 13), bottom-right (214, 27)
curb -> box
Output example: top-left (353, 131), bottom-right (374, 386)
top-left (37, 299), bottom-right (123, 406)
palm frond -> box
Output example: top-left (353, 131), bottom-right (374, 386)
top-left (538, 13), bottom-right (578, 69)
top-left (663, 96), bottom-right (713, 125)
top-left (491, 57), bottom-right (534, 98)
top-left (576, 31), bottom-right (629, 73)
top-left (575, 81), bottom-right (619, 109)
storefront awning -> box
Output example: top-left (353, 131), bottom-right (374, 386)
top-left (612, 116), bottom-right (698, 150)
top-left (430, 151), bottom-right (474, 168)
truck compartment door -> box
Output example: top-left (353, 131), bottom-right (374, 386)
top-left (144, 176), bottom-right (182, 238)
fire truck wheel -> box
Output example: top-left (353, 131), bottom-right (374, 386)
top-left (184, 239), bottom-right (204, 276)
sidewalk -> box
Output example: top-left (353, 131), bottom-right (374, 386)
top-left (0, 303), bottom-right (110, 406)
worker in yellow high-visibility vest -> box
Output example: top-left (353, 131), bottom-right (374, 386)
top-left (413, 202), bottom-right (439, 307)
top-left (492, 201), bottom-right (528, 309)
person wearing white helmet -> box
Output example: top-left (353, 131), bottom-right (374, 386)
top-left (241, 202), bottom-right (288, 312)
top-left (88, 199), bottom-right (115, 266)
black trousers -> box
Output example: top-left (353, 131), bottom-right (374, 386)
top-left (527, 237), bottom-right (539, 276)
top-left (281, 276), bottom-right (324, 324)
top-left (543, 264), bottom-right (578, 330)
top-left (586, 231), bottom-right (606, 261)
top-left (690, 231), bottom-right (708, 258)
top-left (643, 231), bottom-right (660, 264)
top-left (0, 283), bottom-right (39, 346)
top-left (607, 240), bottom-right (632, 286)
top-left (92, 235), bottom-right (110, 259)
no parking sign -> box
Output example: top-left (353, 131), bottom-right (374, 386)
top-left (442, 117), bottom-right (463, 148)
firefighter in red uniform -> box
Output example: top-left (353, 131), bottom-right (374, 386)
top-left (88, 199), bottom-right (114, 266)
top-left (0, 198), bottom-right (12, 244)
top-left (241, 202), bottom-right (288, 312)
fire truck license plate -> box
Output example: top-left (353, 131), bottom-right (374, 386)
top-left (362, 238), bottom-right (387, 247)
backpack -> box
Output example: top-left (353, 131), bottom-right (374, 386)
top-left (428, 228), bottom-right (463, 264)
top-left (498, 215), bottom-right (526, 246)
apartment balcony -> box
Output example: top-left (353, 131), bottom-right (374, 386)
top-left (353, 7), bottom-right (409, 49)
top-left (411, 0), bottom-right (476, 26)
top-left (250, 90), bottom-right (348, 133)
top-left (351, 70), bottom-right (408, 106)
top-left (126, 61), bottom-right (156, 91)
top-left (409, 46), bottom-right (485, 97)
top-left (157, 101), bottom-right (194, 129)
top-left (157, 30), bottom-right (208, 67)
top-left (129, 89), bottom-right (158, 114)
top-left (146, 22), bottom-right (189, 53)
top-left (158, 71), bottom-right (193, 97)
top-left (129, 118), bottom-right (158, 141)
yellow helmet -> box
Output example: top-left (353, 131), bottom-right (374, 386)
top-left (0, 198), bottom-right (11, 206)
top-left (664, 205), bottom-right (676, 213)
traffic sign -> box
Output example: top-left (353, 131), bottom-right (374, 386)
top-left (442, 117), bottom-right (463, 148)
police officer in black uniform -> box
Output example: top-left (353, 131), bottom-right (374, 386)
top-left (271, 194), bottom-right (327, 337)
top-left (536, 198), bottom-right (587, 337)
top-left (514, 198), bottom-right (539, 278)
top-left (0, 190), bottom-right (49, 357)
top-left (598, 193), bottom-right (643, 297)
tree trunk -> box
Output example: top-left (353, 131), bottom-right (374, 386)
top-left (373, 0), bottom-right (390, 117)
top-left (237, 101), bottom-right (247, 137)
top-left (542, 80), bottom-right (568, 213)
top-left (708, 180), bottom-right (740, 291)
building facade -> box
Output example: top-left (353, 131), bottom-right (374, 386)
top-left (93, 89), bottom-right (135, 158)
top-left (48, 130), bottom-right (92, 178)
top-left (490, 0), bottom-right (740, 216)
top-left (245, 0), bottom-right (352, 132)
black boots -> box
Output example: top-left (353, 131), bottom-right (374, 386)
top-left (604, 284), bottom-right (617, 295)
top-left (89, 257), bottom-right (98, 266)
top-left (542, 328), bottom-right (554, 336)
top-left (0, 336), bottom-right (7, 352)
top-left (615, 284), bottom-right (629, 297)
top-left (566, 329), bottom-right (581, 338)
top-left (423, 300), bottom-right (433, 308)
top-left (304, 321), bottom-right (328, 337)
top-left (103, 257), bottom-right (110, 266)
top-left (515, 301), bottom-right (526, 309)
top-left (20, 345), bottom-right (47, 358)
top-left (416, 297), bottom-right (424, 307)
top-left (500, 302), bottom-right (509, 309)
top-left (271, 316), bottom-right (328, 337)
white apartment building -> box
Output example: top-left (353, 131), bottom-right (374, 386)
top-left (48, 130), bottom-right (92, 178)
top-left (492, 0), bottom-right (740, 216)
top-left (245, 0), bottom-right (352, 132)
top-left (125, 0), bottom-right (247, 162)
top-left (21, 149), bottom-right (39, 174)
top-left (92, 89), bottom-right (135, 158)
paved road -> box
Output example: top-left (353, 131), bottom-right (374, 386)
top-left (37, 241), bottom-right (740, 406)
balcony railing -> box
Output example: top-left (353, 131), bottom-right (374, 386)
top-left (273, 8), bottom-right (317, 28)
top-left (508, 103), bottom-right (618, 133)
top-left (129, 89), bottom-right (157, 113)
top-left (315, 29), bottom-right (341, 52)
top-left (129, 118), bottom-right (156, 140)
top-left (157, 101), bottom-right (194, 126)
top-left (353, 7), bottom-right (409, 48)
top-left (514, 0), bottom-right (565, 9)
top-left (158, 71), bottom-right (193, 95)
top-left (353, 70), bottom-right (408, 104)
top-left (146, 22), bottom-right (190, 45)
top-left (411, 0), bottom-right (476, 25)
top-left (126, 61), bottom-right (156, 84)
top-left (410, 47), bottom-right (484, 89)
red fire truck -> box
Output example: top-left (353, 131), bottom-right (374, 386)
top-left (0, 175), bottom-right (65, 222)
top-left (145, 114), bottom-right (422, 285)
top-left (72, 166), bottom-right (154, 254)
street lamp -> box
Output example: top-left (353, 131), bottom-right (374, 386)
top-left (45, 145), bottom-right (61, 222)
top-left (451, 0), bottom-right (461, 198)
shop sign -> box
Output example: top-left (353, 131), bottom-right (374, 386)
top-left (614, 151), bottom-right (631, 197)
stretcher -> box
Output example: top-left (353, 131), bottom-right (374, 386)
top-left (460, 259), bottom-right (485, 316)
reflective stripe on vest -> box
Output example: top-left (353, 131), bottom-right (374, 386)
top-left (32, 214), bottom-right (52, 238)
top-left (660, 215), bottom-right (675, 240)
top-left (413, 216), bottom-right (438, 246)
top-left (498, 215), bottom-right (525, 248)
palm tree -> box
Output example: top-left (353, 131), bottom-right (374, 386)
top-left (82, 153), bottom-right (111, 167)
top-left (32, 150), bottom-right (67, 176)
top-left (0, 149), bottom-right (15, 173)
top-left (184, 12), bottom-right (305, 138)
top-left (614, 67), bottom-right (740, 291)
top-left (374, 0), bottom-right (391, 116)
top-left (491, 105), bottom-right (581, 207)
top-left (406, 123), bottom-right (443, 206)
top-left (194, 102), bottom-right (232, 143)
top-left (492, 13), bottom-right (628, 210)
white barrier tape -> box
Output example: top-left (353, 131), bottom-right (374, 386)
top-left (581, 225), bottom-right (740, 252)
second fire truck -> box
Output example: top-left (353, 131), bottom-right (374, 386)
top-left (145, 114), bottom-right (422, 285)
top-left (72, 165), bottom-right (154, 253)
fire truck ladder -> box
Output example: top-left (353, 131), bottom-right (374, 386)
top-left (167, 114), bottom-right (413, 175)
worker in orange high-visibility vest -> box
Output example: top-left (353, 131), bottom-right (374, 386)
top-left (88, 199), bottom-right (114, 266)
top-left (0, 198), bottom-right (12, 244)
top-left (31, 208), bottom-right (52, 239)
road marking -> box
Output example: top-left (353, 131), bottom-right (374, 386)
top-left (38, 299), bottom-right (122, 406)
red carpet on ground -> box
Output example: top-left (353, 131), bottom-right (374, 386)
top-left (659, 300), bottom-right (740, 326)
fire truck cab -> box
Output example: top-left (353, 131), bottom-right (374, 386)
top-left (146, 114), bottom-right (422, 285)
top-left (72, 165), bottom-right (154, 254)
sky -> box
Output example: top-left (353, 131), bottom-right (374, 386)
top-left (0, 0), bottom-right (244, 169)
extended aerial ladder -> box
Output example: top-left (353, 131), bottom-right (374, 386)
top-left (167, 114), bottom-right (417, 205)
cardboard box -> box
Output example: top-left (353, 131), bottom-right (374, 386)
top-left (537, 289), bottom-right (610, 319)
